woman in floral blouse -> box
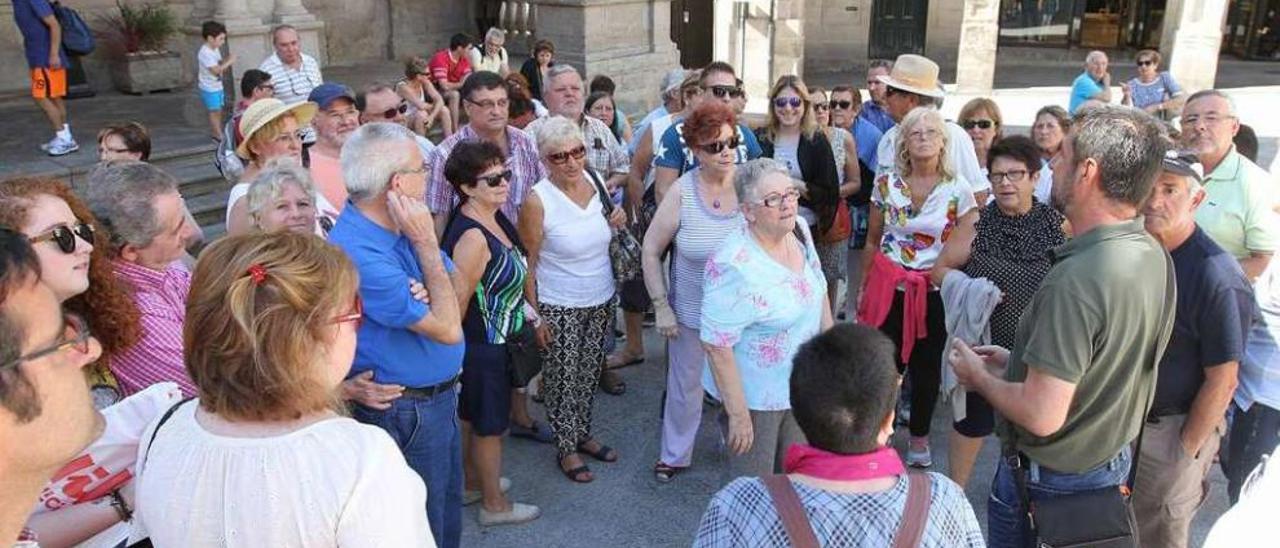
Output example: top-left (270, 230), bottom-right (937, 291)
top-left (854, 107), bottom-right (978, 469)
top-left (700, 158), bottom-right (833, 481)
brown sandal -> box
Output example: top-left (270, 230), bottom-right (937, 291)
top-left (599, 370), bottom-right (627, 395)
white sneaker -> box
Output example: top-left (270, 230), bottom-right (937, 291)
top-left (47, 137), bottom-right (79, 157)
top-left (478, 501), bottom-right (541, 526)
top-left (40, 136), bottom-right (58, 152)
top-left (906, 442), bottom-right (933, 468)
top-left (463, 476), bottom-right (511, 506)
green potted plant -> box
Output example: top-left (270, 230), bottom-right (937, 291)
top-left (97, 1), bottom-right (183, 93)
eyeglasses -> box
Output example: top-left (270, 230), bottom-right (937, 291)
top-left (772, 97), bottom-right (803, 109)
top-left (1137, 60), bottom-right (1155, 67)
top-left (465, 98), bottom-right (510, 111)
top-left (697, 137), bottom-right (740, 155)
top-left (330, 295), bottom-right (364, 329)
top-left (546, 145), bottom-right (587, 165)
top-left (813, 102), bottom-right (829, 112)
top-left (758, 188), bottom-right (801, 209)
top-left (988, 169), bottom-right (1029, 184)
top-left (29, 222), bottom-right (95, 254)
top-left (397, 162), bottom-right (428, 177)
top-left (2, 314), bottom-right (92, 371)
top-left (379, 102), bottom-right (410, 119)
top-left (475, 169), bottom-right (513, 187)
top-left (830, 100), bottom-right (854, 110)
top-left (1182, 113), bottom-right (1235, 127)
top-left (961, 119), bottom-right (995, 130)
top-left (729, 88), bottom-right (745, 99)
top-left (908, 129), bottom-right (941, 141)
top-left (704, 85), bottom-right (741, 99)
top-left (285, 74), bottom-right (316, 98)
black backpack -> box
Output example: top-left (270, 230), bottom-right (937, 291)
top-left (53, 2), bottom-right (95, 56)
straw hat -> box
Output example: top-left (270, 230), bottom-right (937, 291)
top-left (876, 54), bottom-right (945, 99)
top-left (236, 98), bottom-right (318, 159)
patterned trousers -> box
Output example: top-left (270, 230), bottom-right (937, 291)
top-left (539, 301), bottom-right (613, 455)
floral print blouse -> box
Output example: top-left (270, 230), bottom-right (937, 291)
top-left (699, 223), bottom-right (826, 411)
top-left (871, 172), bottom-right (978, 270)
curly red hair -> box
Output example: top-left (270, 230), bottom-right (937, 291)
top-left (682, 101), bottom-right (738, 148)
top-left (0, 177), bottom-right (142, 365)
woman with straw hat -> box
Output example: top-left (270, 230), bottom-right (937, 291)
top-left (225, 98), bottom-right (318, 236)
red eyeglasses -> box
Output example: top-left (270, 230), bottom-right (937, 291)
top-left (330, 295), bottom-right (364, 329)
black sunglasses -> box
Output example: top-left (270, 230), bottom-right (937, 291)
top-left (475, 169), bottom-right (513, 187)
top-left (1137, 60), bottom-right (1155, 67)
top-left (29, 222), bottom-right (95, 254)
top-left (830, 100), bottom-right (854, 110)
top-left (961, 119), bottom-right (995, 130)
top-left (704, 85), bottom-right (741, 99)
top-left (380, 102), bottom-right (410, 119)
top-left (697, 137), bottom-right (740, 154)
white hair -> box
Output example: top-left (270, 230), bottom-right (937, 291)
top-left (341, 122), bottom-right (418, 203)
top-left (246, 159), bottom-right (318, 219)
top-left (734, 158), bottom-right (802, 204)
top-left (1086, 50), bottom-right (1108, 64)
top-left (543, 64), bottom-right (580, 96)
top-left (533, 115), bottom-right (586, 157)
top-left (484, 27), bottom-right (505, 43)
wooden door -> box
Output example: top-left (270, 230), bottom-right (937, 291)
top-left (671, 0), bottom-right (714, 68)
top-left (869, 0), bottom-right (929, 59)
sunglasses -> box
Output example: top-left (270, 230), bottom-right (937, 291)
top-left (813, 102), bottom-right (829, 111)
top-left (29, 222), bottom-right (95, 254)
top-left (704, 85), bottom-right (741, 99)
top-left (475, 169), bottom-right (512, 187)
top-left (378, 102), bottom-right (410, 119)
top-left (961, 119), bottom-right (995, 130)
top-left (330, 295), bottom-right (364, 329)
top-left (830, 100), bottom-right (854, 110)
top-left (772, 97), bottom-right (803, 109)
top-left (1137, 60), bottom-right (1155, 67)
top-left (546, 145), bottom-right (587, 165)
top-left (697, 137), bottom-right (740, 155)
top-left (2, 314), bottom-right (92, 370)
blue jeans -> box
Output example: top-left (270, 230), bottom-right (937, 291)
top-left (987, 447), bottom-right (1132, 548)
top-left (1225, 402), bottom-right (1280, 503)
top-left (352, 390), bottom-right (462, 548)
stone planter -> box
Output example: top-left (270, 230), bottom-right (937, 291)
top-left (110, 51), bottom-right (184, 94)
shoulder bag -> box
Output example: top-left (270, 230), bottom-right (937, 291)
top-left (762, 472), bottom-right (932, 548)
top-left (52, 2), bottom-right (95, 56)
top-left (585, 169), bottom-right (643, 285)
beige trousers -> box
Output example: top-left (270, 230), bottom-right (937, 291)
top-left (1132, 413), bottom-right (1224, 548)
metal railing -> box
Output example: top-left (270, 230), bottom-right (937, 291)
top-left (498, 1), bottom-right (537, 40)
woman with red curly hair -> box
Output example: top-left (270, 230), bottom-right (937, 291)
top-left (0, 177), bottom-right (141, 408)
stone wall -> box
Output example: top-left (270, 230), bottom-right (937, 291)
top-left (801, 0), bottom-right (872, 83)
top-left (923, 0), bottom-right (962, 66)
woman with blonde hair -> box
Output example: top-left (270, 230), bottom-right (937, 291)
top-left (132, 232), bottom-right (433, 546)
top-left (957, 98), bottom-right (1003, 176)
top-left (397, 56), bottom-right (455, 138)
top-left (245, 161), bottom-right (334, 235)
top-left (754, 75), bottom-right (840, 310)
top-left (225, 98), bottom-right (317, 236)
top-left (855, 107), bottom-right (979, 469)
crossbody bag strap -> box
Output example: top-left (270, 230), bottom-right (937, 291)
top-left (584, 168), bottom-right (614, 218)
top-left (892, 472), bottom-right (933, 548)
top-left (761, 475), bottom-right (820, 548)
top-left (141, 398), bottom-right (194, 465)
top-left (1129, 249), bottom-right (1177, 490)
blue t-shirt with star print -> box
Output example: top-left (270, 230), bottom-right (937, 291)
top-left (654, 119), bottom-right (762, 175)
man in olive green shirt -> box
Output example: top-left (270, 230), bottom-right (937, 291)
top-left (950, 105), bottom-right (1176, 548)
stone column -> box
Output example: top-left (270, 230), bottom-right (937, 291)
top-left (531, 0), bottom-right (681, 116)
top-left (271, 0), bottom-right (318, 24)
top-left (955, 0), bottom-right (1000, 94)
top-left (1165, 0), bottom-right (1230, 94)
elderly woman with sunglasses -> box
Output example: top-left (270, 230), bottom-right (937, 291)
top-left (440, 141), bottom-right (540, 525)
top-left (855, 107), bottom-right (979, 469)
top-left (701, 158), bottom-right (832, 480)
top-left (518, 116), bottom-right (626, 483)
top-left (929, 135), bottom-right (1066, 489)
top-left (754, 76), bottom-right (841, 311)
top-left (642, 101), bottom-right (746, 483)
top-left (226, 98), bottom-right (318, 236)
top-left (957, 98), bottom-right (1003, 177)
top-left (132, 232), bottom-right (434, 546)
top-left (1121, 49), bottom-right (1186, 118)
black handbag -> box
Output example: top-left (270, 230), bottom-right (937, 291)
top-left (505, 322), bottom-right (542, 388)
top-left (585, 169), bottom-right (643, 284)
top-left (1025, 482), bottom-right (1138, 547)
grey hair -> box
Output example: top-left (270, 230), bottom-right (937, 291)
top-left (86, 160), bottom-right (179, 254)
top-left (534, 115), bottom-right (586, 157)
top-left (1184, 89), bottom-right (1239, 117)
top-left (1085, 50), bottom-right (1107, 64)
top-left (543, 64), bottom-right (581, 96)
top-left (484, 27), bottom-right (506, 43)
top-left (1068, 105), bottom-right (1169, 208)
top-left (246, 159), bottom-right (318, 220)
top-left (341, 122), bottom-right (419, 203)
top-left (271, 24), bottom-right (298, 44)
top-left (868, 59), bottom-right (894, 71)
top-left (734, 158), bottom-right (800, 204)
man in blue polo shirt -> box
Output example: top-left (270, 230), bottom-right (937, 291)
top-left (328, 122), bottom-right (465, 548)
top-left (1069, 50), bottom-right (1113, 114)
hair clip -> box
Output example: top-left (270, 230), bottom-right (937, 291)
top-left (246, 264), bottom-right (268, 285)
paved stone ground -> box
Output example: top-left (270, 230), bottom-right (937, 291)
top-left (459, 324), bottom-right (1231, 547)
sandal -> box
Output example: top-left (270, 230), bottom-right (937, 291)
top-left (606, 351), bottom-right (645, 370)
top-left (558, 453), bottom-right (593, 483)
top-left (576, 440), bottom-right (619, 463)
top-left (654, 461), bottom-right (685, 483)
top-left (509, 420), bottom-right (554, 444)
top-left (599, 370), bottom-right (627, 395)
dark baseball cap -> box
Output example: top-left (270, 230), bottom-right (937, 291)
top-left (308, 83), bottom-right (356, 110)
top-left (1161, 150), bottom-right (1204, 184)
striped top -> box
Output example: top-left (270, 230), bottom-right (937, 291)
top-left (443, 212), bottom-right (529, 345)
top-left (258, 52), bottom-right (323, 143)
top-left (670, 169), bottom-right (745, 328)
top-left (109, 260), bottom-right (197, 397)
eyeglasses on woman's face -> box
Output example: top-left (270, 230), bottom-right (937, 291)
top-left (961, 119), bottom-right (995, 130)
top-left (546, 145), bottom-right (587, 165)
top-left (29, 222), bottom-right (95, 254)
top-left (697, 137), bottom-right (740, 155)
top-left (330, 295), bottom-right (364, 329)
top-left (988, 169), bottom-right (1029, 184)
top-left (758, 188), bottom-right (801, 209)
top-left (474, 169), bottom-right (513, 188)
top-left (772, 96), bottom-right (803, 110)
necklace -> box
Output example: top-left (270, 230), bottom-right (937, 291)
top-left (713, 197), bottom-right (721, 209)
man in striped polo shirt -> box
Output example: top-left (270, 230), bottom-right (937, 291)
top-left (259, 25), bottom-right (323, 148)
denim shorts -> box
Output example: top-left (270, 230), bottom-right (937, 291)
top-left (199, 88), bottom-right (224, 111)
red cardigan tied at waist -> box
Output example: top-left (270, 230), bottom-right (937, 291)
top-left (857, 252), bottom-right (930, 363)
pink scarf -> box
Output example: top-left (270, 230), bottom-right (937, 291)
top-left (783, 444), bottom-right (905, 481)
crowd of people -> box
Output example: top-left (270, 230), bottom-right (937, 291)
top-left (3, 6), bottom-right (1280, 547)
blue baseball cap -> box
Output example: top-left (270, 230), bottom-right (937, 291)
top-left (308, 83), bottom-right (356, 110)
